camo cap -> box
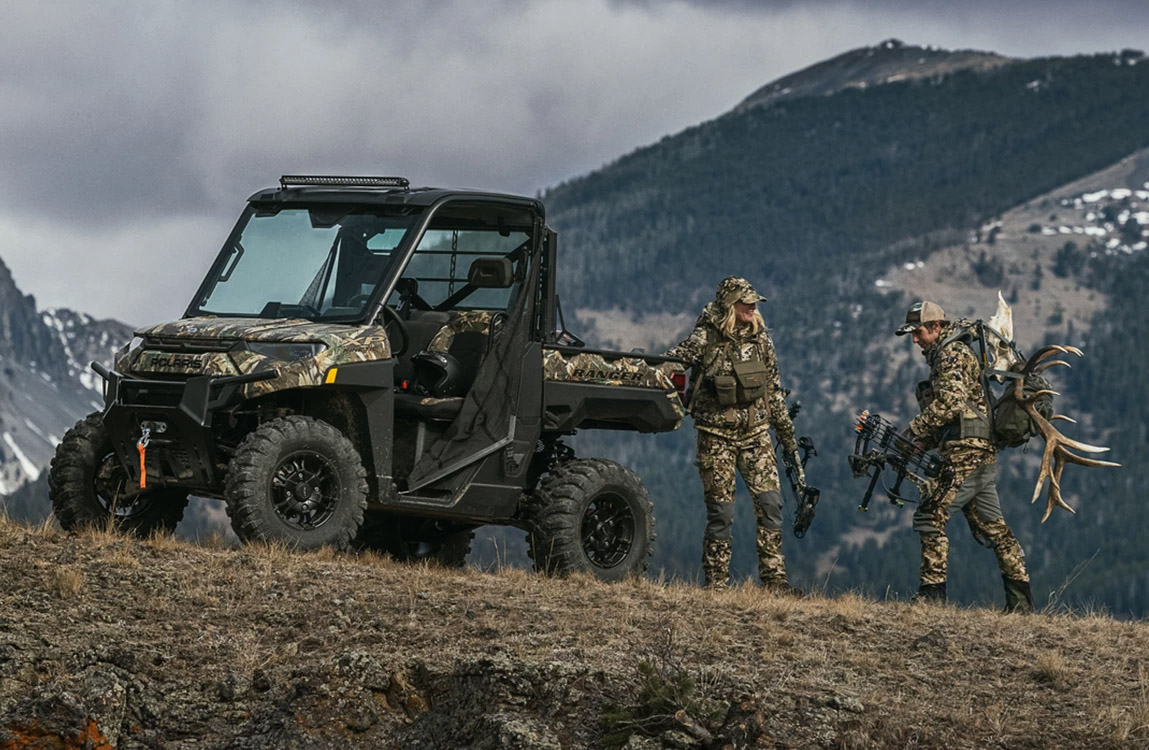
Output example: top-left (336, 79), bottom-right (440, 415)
top-left (716, 276), bottom-right (767, 307)
top-left (895, 300), bottom-right (947, 336)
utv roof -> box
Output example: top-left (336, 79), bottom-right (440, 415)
top-left (247, 175), bottom-right (545, 217)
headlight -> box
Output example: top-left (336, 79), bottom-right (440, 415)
top-left (242, 341), bottom-right (327, 361)
top-left (125, 336), bottom-right (146, 354)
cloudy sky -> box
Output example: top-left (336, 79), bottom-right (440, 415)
top-left (2, 0), bottom-right (1146, 325)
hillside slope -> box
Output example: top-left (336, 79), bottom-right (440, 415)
top-left (1, 518), bottom-right (1147, 749)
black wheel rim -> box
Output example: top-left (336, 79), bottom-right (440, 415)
top-left (94, 452), bottom-right (155, 520)
top-left (581, 492), bottom-right (635, 569)
top-left (270, 450), bottom-right (341, 530)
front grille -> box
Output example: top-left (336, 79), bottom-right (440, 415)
top-left (145, 337), bottom-right (232, 353)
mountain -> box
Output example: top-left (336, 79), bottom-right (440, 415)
top-left (0, 257), bottom-right (132, 499)
top-left (539, 43), bottom-right (1149, 615)
top-left (4, 518), bottom-right (1148, 748)
top-left (734, 38), bottom-right (1012, 112)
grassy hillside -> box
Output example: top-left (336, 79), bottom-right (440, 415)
top-left (2, 517), bottom-right (1148, 749)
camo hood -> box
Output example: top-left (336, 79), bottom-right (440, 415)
top-left (119, 317), bottom-right (392, 397)
top-left (715, 276), bottom-right (766, 309)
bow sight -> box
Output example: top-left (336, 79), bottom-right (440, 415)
top-left (849, 411), bottom-right (945, 511)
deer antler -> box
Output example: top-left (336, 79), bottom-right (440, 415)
top-left (1014, 345), bottom-right (1120, 522)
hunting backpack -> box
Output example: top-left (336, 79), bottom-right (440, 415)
top-left (937, 321), bottom-right (1055, 450)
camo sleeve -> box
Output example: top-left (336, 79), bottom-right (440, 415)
top-left (909, 342), bottom-right (976, 438)
top-left (761, 333), bottom-right (796, 450)
top-left (665, 322), bottom-right (709, 370)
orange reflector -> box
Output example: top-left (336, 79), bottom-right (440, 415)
top-left (325, 367), bottom-right (338, 384)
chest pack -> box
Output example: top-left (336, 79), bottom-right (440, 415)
top-left (704, 338), bottom-right (769, 407)
top-left (921, 322), bottom-right (1054, 450)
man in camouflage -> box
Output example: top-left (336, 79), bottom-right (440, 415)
top-left (666, 277), bottom-right (804, 592)
top-left (897, 301), bottom-right (1033, 612)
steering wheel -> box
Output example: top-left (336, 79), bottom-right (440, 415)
top-left (381, 305), bottom-right (410, 357)
top-left (345, 293), bottom-right (372, 308)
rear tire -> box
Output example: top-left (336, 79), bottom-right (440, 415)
top-left (527, 458), bottom-right (655, 582)
top-left (48, 413), bottom-right (189, 536)
top-left (224, 416), bottom-right (367, 550)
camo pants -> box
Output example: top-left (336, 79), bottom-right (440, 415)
top-left (696, 429), bottom-right (785, 588)
top-left (913, 452), bottom-right (1029, 587)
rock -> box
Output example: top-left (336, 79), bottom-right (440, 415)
top-left (660, 728), bottom-right (701, 749)
top-left (337, 651), bottom-right (391, 691)
top-left (912, 628), bottom-right (950, 651)
top-left (621, 734), bottom-right (662, 750)
top-left (472, 712), bottom-right (562, 750)
top-left (826, 695), bottom-right (864, 714)
top-left (217, 671), bottom-right (242, 702)
top-left (0, 691), bottom-right (115, 750)
top-left (344, 698), bottom-right (382, 733)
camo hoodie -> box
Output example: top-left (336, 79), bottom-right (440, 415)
top-left (666, 301), bottom-right (796, 447)
top-left (908, 320), bottom-right (994, 458)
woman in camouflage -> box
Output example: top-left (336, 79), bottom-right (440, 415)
top-left (666, 277), bottom-right (804, 591)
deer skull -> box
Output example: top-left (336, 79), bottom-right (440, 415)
top-left (986, 291), bottom-right (1019, 378)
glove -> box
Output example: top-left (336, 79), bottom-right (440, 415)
top-left (787, 448), bottom-right (807, 490)
top-left (900, 426), bottom-right (926, 453)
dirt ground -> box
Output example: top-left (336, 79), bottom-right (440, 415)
top-left (2, 517), bottom-right (1147, 749)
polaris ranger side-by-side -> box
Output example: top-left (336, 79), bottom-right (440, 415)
top-left (48, 176), bottom-right (686, 580)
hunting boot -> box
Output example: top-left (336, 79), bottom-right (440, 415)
top-left (702, 538), bottom-right (732, 589)
top-left (913, 582), bottom-right (947, 604)
top-left (763, 580), bottom-right (806, 598)
top-left (1003, 576), bottom-right (1034, 614)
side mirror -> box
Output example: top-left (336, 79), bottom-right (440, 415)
top-left (467, 257), bottom-right (514, 288)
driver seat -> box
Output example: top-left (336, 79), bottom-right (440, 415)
top-left (392, 310), bottom-right (451, 387)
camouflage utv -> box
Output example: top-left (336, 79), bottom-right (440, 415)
top-left (48, 176), bottom-right (686, 580)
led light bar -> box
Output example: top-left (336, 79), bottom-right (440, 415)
top-left (279, 175), bottom-right (410, 189)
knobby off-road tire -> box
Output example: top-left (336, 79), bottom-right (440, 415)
top-left (527, 458), bottom-right (655, 582)
top-left (48, 413), bottom-right (189, 536)
top-left (224, 416), bottom-right (367, 551)
top-left (355, 513), bottom-right (474, 568)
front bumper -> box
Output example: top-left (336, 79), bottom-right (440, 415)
top-left (94, 362), bottom-right (276, 492)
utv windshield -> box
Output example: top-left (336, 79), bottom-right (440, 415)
top-left (191, 206), bottom-right (417, 321)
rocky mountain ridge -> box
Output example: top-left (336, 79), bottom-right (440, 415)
top-left (0, 257), bottom-right (132, 495)
top-left (734, 38), bottom-right (1012, 113)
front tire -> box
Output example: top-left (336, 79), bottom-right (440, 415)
top-left (47, 413), bottom-right (189, 536)
top-left (527, 458), bottom-right (655, 582)
top-left (224, 416), bottom-right (367, 550)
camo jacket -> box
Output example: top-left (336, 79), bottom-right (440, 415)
top-left (908, 320), bottom-right (994, 459)
top-left (666, 302), bottom-right (796, 446)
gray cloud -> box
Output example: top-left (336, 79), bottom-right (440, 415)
top-left (1, 0), bottom-right (1146, 323)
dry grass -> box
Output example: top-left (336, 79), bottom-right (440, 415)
top-left (4, 514), bottom-right (1149, 748)
top-left (49, 566), bottom-right (85, 599)
top-left (1032, 650), bottom-right (1071, 687)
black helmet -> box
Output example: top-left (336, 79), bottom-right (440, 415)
top-left (411, 351), bottom-right (464, 397)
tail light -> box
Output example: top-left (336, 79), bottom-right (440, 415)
top-left (671, 371), bottom-right (687, 402)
